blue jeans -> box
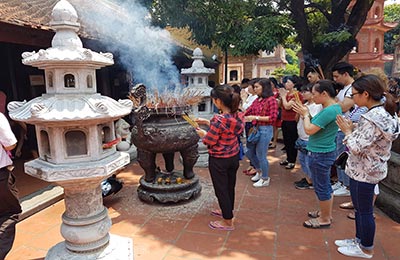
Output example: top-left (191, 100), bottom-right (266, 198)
top-left (336, 131), bottom-right (349, 186)
top-left (350, 178), bottom-right (375, 250)
top-left (245, 125), bottom-right (273, 179)
top-left (296, 139), bottom-right (311, 178)
top-left (308, 150), bottom-right (336, 201)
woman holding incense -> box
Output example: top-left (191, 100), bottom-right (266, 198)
top-left (195, 84), bottom-right (244, 231)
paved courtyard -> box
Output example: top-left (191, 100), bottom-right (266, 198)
top-left (6, 143), bottom-right (400, 260)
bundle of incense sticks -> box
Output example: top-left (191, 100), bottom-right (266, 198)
top-left (293, 90), bottom-right (301, 103)
top-left (182, 113), bottom-right (199, 129)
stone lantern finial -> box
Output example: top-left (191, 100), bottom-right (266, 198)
top-left (50, 0), bottom-right (83, 48)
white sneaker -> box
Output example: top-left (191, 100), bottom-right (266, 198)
top-left (334, 186), bottom-right (351, 196)
top-left (338, 244), bottom-right (373, 259)
top-left (251, 172), bottom-right (261, 182)
top-left (331, 182), bottom-right (342, 191)
top-left (335, 238), bottom-right (359, 247)
top-left (253, 178), bottom-right (270, 188)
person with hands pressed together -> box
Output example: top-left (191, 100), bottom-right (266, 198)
top-left (195, 84), bottom-right (244, 231)
top-left (334, 74), bottom-right (399, 259)
top-left (244, 78), bottom-right (278, 187)
top-left (279, 76), bottom-right (303, 169)
top-left (292, 80), bottom-right (342, 229)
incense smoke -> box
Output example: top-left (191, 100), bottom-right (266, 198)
top-left (74, 0), bottom-right (180, 91)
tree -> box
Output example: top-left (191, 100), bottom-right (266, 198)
top-left (384, 4), bottom-right (400, 54)
top-left (284, 0), bottom-right (374, 76)
top-left (144, 0), bottom-right (374, 76)
top-left (145, 0), bottom-right (292, 55)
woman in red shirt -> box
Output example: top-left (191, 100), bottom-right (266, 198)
top-left (279, 76), bottom-right (303, 169)
top-left (244, 78), bottom-right (279, 188)
top-left (196, 84), bottom-right (244, 231)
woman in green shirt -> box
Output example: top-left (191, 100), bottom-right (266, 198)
top-left (293, 80), bottom-right (342, 229)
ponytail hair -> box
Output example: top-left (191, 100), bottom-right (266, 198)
top-left (210, 84), bottom-right (241, 113)
top-left (313, 80), bottom-right (337, 98)
top-left (352, 74), bottom-right (397, 116)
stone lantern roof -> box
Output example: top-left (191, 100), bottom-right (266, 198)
top-left (181, 48), bottom-right (215, 75)
top-left (21, 0), bottom-right (113, 69)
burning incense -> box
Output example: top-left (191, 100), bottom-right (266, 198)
top-left (182, 112), bottom-right (199, 129)
top-left (293, 90), bottom-right (301, 103)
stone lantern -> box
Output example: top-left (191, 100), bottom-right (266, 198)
top-left (181, 48), bottom-right (215, 167)
top-left (181, 47), bottom-right (215, 118)
top-left (7, 0), bottom-right (133, 259)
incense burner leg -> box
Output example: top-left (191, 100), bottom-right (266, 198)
top-left (181, 143), bottom-right (199, 179)
top-left (162, 152), bottom-right (175, 172)
top-left (137, 149), bottom-right (157, 182)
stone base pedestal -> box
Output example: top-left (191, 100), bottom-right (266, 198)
top-left (376, 151), bottom-right (400, 223)
top-left (45, 234), bottom-right (133, 260)
top-left (194, 141), bottom-right (209, 168)
top-left (137, 171), bottom-right (201, 203)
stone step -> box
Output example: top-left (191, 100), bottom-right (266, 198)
top-left (19, 185), bottom-right (64, 221)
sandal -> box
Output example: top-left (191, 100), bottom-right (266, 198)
top-left (243, 167), bottom-right (255, 174)
top-left (340, 201), bottom-right (354, 209)
top-left (308, 210), bottom-right (320, 218)
top-left (285, 163), bottom-right (295, 169)
top-left (280, 160), bottom-right (289, 166)
top-left (210, 209), bottom-right (222, 218)
top-left (208, 221), bottom-right (234, 231)
top-left (268, 143), bottom-right (276, 149)
top-left (245, 169), bottom-right (257, 176)
top-left (303, 218), bottom-right (331, 229)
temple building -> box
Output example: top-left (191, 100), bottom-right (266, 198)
top-left (349, 0), bottom-right (397, 72)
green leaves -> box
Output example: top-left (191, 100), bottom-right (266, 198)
top-left (147, 0), bottom-right (292, 56)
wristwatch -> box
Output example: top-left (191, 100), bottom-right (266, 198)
top-left (256, 116), bottom-right (260, 121)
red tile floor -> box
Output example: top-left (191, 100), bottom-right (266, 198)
top-left (6, 144), bottom-right (400, 260)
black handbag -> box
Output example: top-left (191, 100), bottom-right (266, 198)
top-left (334, 151), bottom-right (349, 170)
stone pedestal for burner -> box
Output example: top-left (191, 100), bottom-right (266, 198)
top-left (130, 85), bottom-right (201, 203)
top-left (7, 1), bottom-right (133, 259)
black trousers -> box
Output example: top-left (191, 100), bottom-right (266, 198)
top-left (208, 154), bottom-right (239, 220)
top-left (0, 168), bottom-right (21, 260)
top-left (281, 120), bottom-right (298, 163)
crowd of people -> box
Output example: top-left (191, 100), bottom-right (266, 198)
top-left (2, 61), bottom-right (399, 259)
top-left (195, 61), bottom-right (399, 259)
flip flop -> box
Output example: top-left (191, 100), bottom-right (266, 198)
top-left (210, 210), bottom-right (223, 218)
top-left (303, 218), bottom-right (331, 229)
top-left (245, 169), bottom-right (257, 176)
top-left (208, 221), bottom-right (235, 231)
top-left (340, 201), bottom-right (354, 209)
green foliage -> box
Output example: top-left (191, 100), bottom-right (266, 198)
top-left (384, 4), bottom-right (400, 54)
top-left (315, 30), bottom-right (352, 46)
top-left (285, 48), bottom-right (299, 64)
top-left (148, 0), bottom-right (292, 55)
top-left (271, 47), bottom-right (300, 78)
top-left (384, 4), bottom-right (400, 22)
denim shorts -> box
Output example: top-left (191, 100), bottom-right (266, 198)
top-left (308, 150), bottom-right (336, 201)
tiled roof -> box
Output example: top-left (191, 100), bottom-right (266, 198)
top-left (0, 0), bottom-right (57, 30)
top-left (0, 0), bottom-right (113, 39)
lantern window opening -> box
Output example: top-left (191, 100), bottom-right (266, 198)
top-left (40, 130), bottom-right (51, 158)
top-left (65, 130), bottom-right (88, 156)
top-left (47, 72), bottom-right (53, 88)
top-left (87, 74), bottom-right (93, 88)
top-left (64, 74), bottom-right (76, 88)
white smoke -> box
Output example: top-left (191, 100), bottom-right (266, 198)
top-left (74, 0), bottom-right (180, 91)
